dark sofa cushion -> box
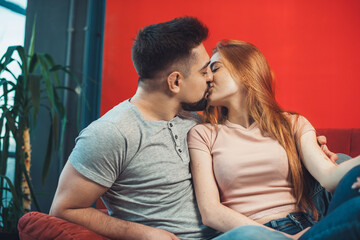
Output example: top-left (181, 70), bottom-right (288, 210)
top-left (317, 128), bottom-right (360, 157)
top-left (18, 211), bottom-right (110, 240)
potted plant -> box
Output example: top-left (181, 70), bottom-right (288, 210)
top-left (0, 21), bottom-right (83, 237)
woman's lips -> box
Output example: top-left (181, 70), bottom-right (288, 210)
top-left (205, 87), bottom-right (214, 99)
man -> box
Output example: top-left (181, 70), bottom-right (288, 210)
top-left (50, 17), bottom-right (335, 240)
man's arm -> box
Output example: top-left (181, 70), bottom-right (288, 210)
top-left (50, 162), bottom-right (179, 240)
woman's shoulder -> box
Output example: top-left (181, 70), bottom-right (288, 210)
top-left (282, 112), bottom-right (314, 135)
top-left (188, 123), bottom-right (220, 150)
top-left (190, 123), bottom-right (217, 134)
top-left (282, 112), bottom-right (310, 123)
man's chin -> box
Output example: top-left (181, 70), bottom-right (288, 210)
top-left (181, 98), bottom-right (208, 111)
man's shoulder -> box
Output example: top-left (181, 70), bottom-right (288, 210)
top-left (81, 100), bottom-right (142, 140)
top-left (100, 99), bottom-right (136, 123)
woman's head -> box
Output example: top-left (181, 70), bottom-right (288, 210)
top-left (205, 40), bottom-right (318, 218)
top-left (208, 40), bottom-right (275, 119)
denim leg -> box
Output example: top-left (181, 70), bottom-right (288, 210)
top-left (309, 153), bottom-right (352, 220)
top-left (264, 212), bottom-right (315, 235)
top-left (300, 165), bottom-right (360, 240)
top-left (299, 197), bottom-right (360, 240)
top-left (309, 178), bottom-right (331, 220)
top-left (327, 165), bottom-right (360, 213)
top-left (336, 153), bottom-right (352, 164)
top-left (213, 225), bottom-right (292, 240)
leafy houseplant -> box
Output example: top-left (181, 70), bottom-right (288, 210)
top-left (0, 23), bottom-right (82, 234)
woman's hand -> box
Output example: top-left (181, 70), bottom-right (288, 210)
top-left (351, 177), bottom-right (360, 191)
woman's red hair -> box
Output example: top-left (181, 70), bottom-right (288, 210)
top-left (204, 40), bottom-right (317, 219)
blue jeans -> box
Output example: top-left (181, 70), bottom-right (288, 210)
top-left (264, 165), bottom-right (360, 240)
top-left (213, 225), bottom-right (291, 240)
top-left (264, 212), bottom-right (315, 235)
top-left (299, 165), bottom-right (360, 240)
top-left (310, 153), bottom-right (353, 220)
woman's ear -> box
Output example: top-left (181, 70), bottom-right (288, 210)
top-left (167, 71), bottom-right (182, 94)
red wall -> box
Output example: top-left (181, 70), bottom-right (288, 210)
top-left (101, 0), bottom-right (360, 128)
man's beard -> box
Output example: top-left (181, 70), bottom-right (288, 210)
top-left (181, 89), bottom-right (209, 111)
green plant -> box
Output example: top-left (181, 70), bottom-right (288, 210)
top-left (0, 22), bottom-right (82, 233)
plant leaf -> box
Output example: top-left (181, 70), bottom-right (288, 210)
top-left (55, 86), bottom-right (77, 94)
top-left (28, 53), bottom-right (38, 73)
top-left (0, 174), bottom-right (21, 210)
top-left (2, 65), bottom-right (18, 80)
top-left (42, 116), bottom-right (53, 185)
top-left (28, 15), bottom-right (36, 60)
top-left (53, 89), bottom-right (67, 152)
top-left (0, 46), bottom-right (18, 68)
top-left (1, 79), bottom-right (9, 107)
top-left (15, 46), bottom-right (28, 83)
top-left (49, 64), bottom-right (64, 72)
top-left (52, 110), bottom-right (59, 152)
top-left (37, 55), bottom-right (58, 113)
top-left (44, 54), bottom-right (60, 86)
top-left (12, 75), bottom-right (24, 118)
top-left (1, 106), bottom-right (18, 140)
top-left (0, 124), bottom-right (10, 175)
top-left (28, 74), bottom-right (41, 124)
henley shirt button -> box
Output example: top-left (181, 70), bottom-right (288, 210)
top-left (175, 135), bottom-right (178, 139)
top-left (178, 149), bottom-right (182, 153)
top-left (169, 123), bottom-right (173, 127)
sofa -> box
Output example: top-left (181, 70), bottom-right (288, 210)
top-left (17, 128), bottom-right (360, 240)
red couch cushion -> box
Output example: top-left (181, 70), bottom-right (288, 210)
top-left (350, 128), bottom-right (360, 157)
top-left (18, 212), bottom-right (110, 240)
top-left (317, 128), bottom-right (360, 158)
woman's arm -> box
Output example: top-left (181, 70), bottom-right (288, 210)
top-left (189, 148), bottom-right (271, 232)
top-left (299, 131), bottom-right (360, 192)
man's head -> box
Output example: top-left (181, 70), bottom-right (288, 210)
top-left (132, 17), bottom-right (208, 80)
top-left (132, 17), bottom-right (212, 111)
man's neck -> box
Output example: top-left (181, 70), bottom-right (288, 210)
top-left (130, 87), bottom-right (181, 121)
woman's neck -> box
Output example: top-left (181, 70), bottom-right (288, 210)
top-left (226, 96), bottom-right (254, 128)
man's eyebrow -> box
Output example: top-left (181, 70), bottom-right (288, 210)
top-left (199, 61), bottom-right (210, 71)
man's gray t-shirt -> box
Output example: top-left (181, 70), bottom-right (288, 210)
top-left (69, 99), bottom-right (219, 239)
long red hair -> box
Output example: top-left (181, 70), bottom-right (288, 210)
top-left (204, 40), bottom-right (317, 219)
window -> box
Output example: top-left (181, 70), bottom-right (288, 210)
top-left (0, 0), bottom-right (27, 208)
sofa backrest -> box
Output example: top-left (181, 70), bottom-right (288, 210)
top-left (316, 128), bottom-right (360, 158)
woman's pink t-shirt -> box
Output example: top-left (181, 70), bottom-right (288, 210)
top-left (187, 114), bottom-right (314, 220)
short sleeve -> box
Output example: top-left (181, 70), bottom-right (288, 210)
top-left (187, 124), bottom-right (214, 154)
top-left (287, 114), bottom-right (315, 139)
top-left (68, 120), bottom-right (126, 188)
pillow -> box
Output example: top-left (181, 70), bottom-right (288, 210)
top-left (18, 212), bottom-right (110, 240)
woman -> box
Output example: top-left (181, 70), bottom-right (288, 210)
top-left (187, 40), bottom-right (360, 239)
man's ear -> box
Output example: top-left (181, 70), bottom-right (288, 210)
top-left (167, 71), bottom-right (182, 94)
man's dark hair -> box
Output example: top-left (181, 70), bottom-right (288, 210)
top-left (132, 16), bottom-right (208, 80)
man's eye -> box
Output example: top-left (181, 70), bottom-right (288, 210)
top-left (202, 71), bottom-right (208, 75)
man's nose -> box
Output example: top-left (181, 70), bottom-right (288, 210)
top-left (206, 69), bottom-right (213, 83)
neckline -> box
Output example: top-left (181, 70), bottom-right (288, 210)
top-left (224, 119), bottom-right (257, 131)
top-left (126, 99), bottom-right (179, 124)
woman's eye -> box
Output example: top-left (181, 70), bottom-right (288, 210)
top-left (211, 67), bottom-right (220, 73)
